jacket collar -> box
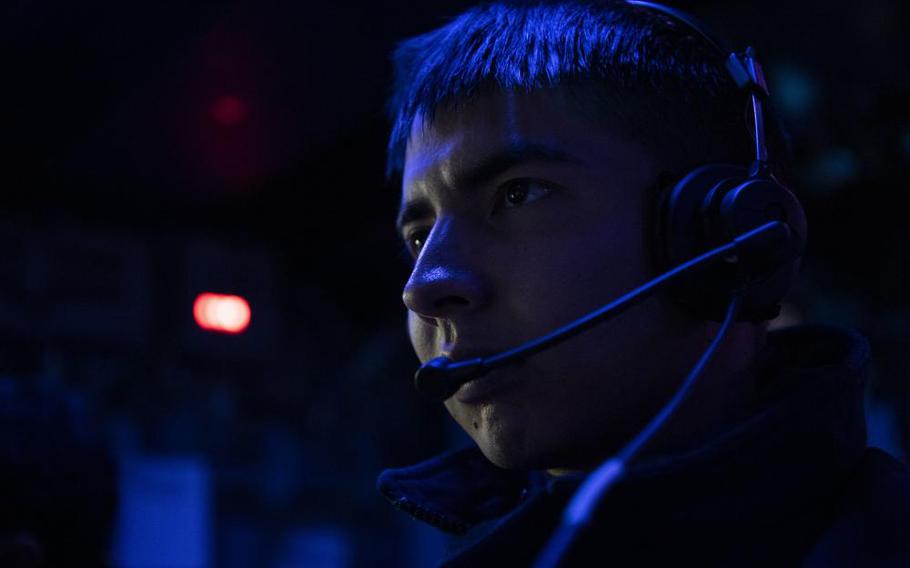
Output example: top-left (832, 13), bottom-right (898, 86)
top-left (377, 324), bottom-right (871, 534)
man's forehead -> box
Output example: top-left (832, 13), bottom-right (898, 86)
top-left (401, 115), bottom-right (465, 195)
top-left (396, 88), bottom-right (658, 230)
top-left (401, 91), bottom-right (573, 192)
top-left (403, 99), bottom-right (506, 188)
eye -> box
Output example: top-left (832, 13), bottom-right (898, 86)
top-left (404, 227), bottom-right (431, 258)
top-left (495, 178), bottom-right (554, 211)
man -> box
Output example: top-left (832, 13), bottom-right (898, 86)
top-left (377, 2), bottom-right (910, 565)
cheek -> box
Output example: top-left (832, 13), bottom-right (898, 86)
top-left (504, 231), bottom-right (646, 334)
top-left (407, 311), bottom-right (436, 362)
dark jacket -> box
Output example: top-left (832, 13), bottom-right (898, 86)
top-left (378, 325), bottom-right (910, 566)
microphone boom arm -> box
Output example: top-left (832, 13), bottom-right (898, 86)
top-left (413, 220), bottom-right (790, 401)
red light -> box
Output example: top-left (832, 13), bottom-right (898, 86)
top-left (210, 95), bottom-right (247, 126)
top-left (193, 293), bottom-right (251, 334)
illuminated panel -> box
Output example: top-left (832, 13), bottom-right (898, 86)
top-left (193, 293), bottom-right (251, 334)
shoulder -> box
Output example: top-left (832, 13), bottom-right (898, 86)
top-left (804, 448), bottom-right (910, 567)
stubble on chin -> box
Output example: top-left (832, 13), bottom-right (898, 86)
top-left (447, 398), bottom-right (549, 470)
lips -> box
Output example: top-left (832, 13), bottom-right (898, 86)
top-left (435, 348), bottom-right (526, 404)
top-left (441, 349), bottom-right (489, 363)
top-left (455, 363), bottom-right (526, 403)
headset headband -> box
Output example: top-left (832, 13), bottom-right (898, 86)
top-left (626, 1), bottom-right (771, 167)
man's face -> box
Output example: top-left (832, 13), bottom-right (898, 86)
top-left (398, 89), bottom-right (698, 471)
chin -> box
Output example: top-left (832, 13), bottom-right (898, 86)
top-left (467, 405), bottom-right (557, 471)
top-left (463, 398), bottom-right (618, 472)
top-left (478, 435), bottom-right (574, 471)
top-left (476, 439), bottom-right (534, 470)
top-left (474, 437), bottom-right (527, 470)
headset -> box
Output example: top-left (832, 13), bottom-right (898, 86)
top-left (637, 1), bottom-right (808, 324)
top-left (408, 1), bottom-right (809, 565)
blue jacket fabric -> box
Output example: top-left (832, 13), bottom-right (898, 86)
top-left (377, 324), bottom-right (910, 566)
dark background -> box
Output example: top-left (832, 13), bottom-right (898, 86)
top-left (2, 0), bottom-right (908, 566)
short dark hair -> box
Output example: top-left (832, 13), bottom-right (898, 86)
top-left (386, 0), bottom-right (790, 181)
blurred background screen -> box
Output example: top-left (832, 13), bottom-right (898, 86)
top-left (1, 0), bottom-right (908, 566)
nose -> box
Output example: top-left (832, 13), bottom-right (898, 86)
top-left (401, 221), bottom-right (491, 319)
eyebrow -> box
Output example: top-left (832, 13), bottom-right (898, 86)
top-left (395, 141), bottom-right (584, 234)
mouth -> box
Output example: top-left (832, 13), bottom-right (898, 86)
top-left (445, 354), bottom-right (526, 404)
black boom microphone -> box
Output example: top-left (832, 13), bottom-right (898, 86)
top-left (413, 220), bottom-right (794, 402)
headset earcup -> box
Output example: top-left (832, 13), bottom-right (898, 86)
top-left (658, 164), bottom-right (807, 322)
top-left (717, 177), bottom-right (807, 320)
